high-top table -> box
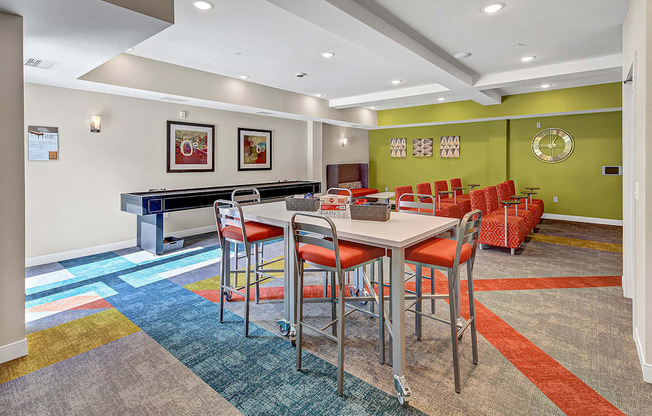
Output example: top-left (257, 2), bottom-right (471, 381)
top-left (237, 201), bottom-right (459, 404)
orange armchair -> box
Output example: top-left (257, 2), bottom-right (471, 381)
top-left (434, 180), bottom-right (471, 216)
top-left (505, 180), bottom-right (544, 214)
top-left (484, 186), bottom-right (535, 232)
top-left (416, 182), bottom-right (462, 219)
top-left (469, 190), bottom-right (527, 254)
top-left (497, 182), bottom-right (540, 225)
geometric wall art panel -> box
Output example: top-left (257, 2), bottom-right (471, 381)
top-left (439, 135), bottom-right (460, 158)
top-left (412, 138), bottom-right (433, 157)
top-left (390, 138), bottom-right (407, 158)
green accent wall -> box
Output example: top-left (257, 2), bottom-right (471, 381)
top-left (369, 111), bottom-right (623, 220)
top-left (508, 113), bottom-right (622, 220)
top-left (377, 83), bottom-right (622, 126)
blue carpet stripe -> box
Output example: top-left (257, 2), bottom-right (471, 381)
top-left (25, 245), bottom-right (222, 304)
top-left (118, 249), bottom-right (220, 288)
top-left (107, 279), bottom-right (424, 416)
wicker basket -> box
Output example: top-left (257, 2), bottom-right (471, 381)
top-left (285, 197), bottom-right (320, 212)
top-left (350, 203), bottom-right (391, 222)
top-left (163, 236), bottom-right (184, 252)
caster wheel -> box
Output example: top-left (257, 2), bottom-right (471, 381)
top-left (224, 292), bottom-right (233, 302)
top-left (291, 339), bottom-right (296, 347)
top-left (361, 289), bottom-right (369, 306)
top-left (279, 325), bottom-right (290, 336)
top-left (398, 394), bottom-right (408, 406)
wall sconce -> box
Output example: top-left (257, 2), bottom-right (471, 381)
top-left (90, 116), bottom-right (101, 133)
top-left (341, 137), bottom-right (348, 147)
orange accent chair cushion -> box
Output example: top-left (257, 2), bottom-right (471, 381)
top-left (338, 188), bottom-right (379, 198)
top-left (450, 178), bottom-right (471, 199)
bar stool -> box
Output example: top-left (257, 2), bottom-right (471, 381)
top-left (213, 200), bottom-right (284, 336)
top-left (291, 213), bottom-right (386, 396)
top-left (405, 210), bottom-right (483, 393)
top-left (230, 188), bottom-right (285, 303)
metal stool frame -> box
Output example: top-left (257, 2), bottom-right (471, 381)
top-left (406, 210), bottom-right (483, 393)
top-left (291, 213), bottom-right (385, 396)
top-left (214, 199), bottom-right (286, 336)
top-left (229, 188), bottom-right (285, 303)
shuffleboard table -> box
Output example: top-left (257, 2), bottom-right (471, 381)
top-left (121, 180), bottom-right (321, 254)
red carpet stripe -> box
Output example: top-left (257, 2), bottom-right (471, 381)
top-left (461, 298), bottom-right (624, 415)
top-left (192, 274), bottom-right (625, 414)
top-left (192, 275), bottom-right (621, 303)
top-left (69, 298), bottom-right (114, 310)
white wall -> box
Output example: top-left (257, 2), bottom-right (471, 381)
top-left (622, 0), bottom-right (652, 382)
top-left (0, 12), bottom-right (27, 363)
top-left (24, 83), bottom-right (310, 261)
top-left (321, 123), bottom-right (370, 190)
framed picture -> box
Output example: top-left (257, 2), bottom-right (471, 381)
top-left (167, 121), bottom-right (215, 173)
top-left (238, 128), bottom-right (272, 171)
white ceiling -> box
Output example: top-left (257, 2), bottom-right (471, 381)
top-left (374, 0), bottom-right (626, 76)
top-left (0, 0), bottom-right (171, 90)
top-left (4, 0), bottom-right (628, 116)
top-left (127, 0), bottom-right (627, 110)
top-left (127, 0), bottom-right (439, 99)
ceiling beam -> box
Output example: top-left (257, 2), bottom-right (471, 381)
top-left (329, 83), bottom-right (448, 108)
top-left (475, 54), bottom-right (623, 90)
top-left (266, 0), bottom-right (502, 106)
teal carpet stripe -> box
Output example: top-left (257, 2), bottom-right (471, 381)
top-left (107, 278), bottom-right (424, 416)
top-left (25, 245), bottom-right (221, 304)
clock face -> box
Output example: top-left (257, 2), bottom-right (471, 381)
top-left (531, 128), bottom-right (574, 163)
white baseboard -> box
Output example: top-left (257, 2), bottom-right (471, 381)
top-left (25, 225), bottom-right (217, 267)
top-left (635, 327), bottom-right (652, 383)
top-left (541, 213), bottom-right (623, 226)
top-left (0, 338), bottom-right (28, 364)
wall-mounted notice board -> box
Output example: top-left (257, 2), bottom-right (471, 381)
top-left (28, 126), bottom-right (59, 161)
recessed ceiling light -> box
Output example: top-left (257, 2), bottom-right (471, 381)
top-left (391, 80), bottom-right (402, 85)
top-left (437, 97), bottom-right (445, 101)
top-left (126, 48), bottom-right (134, 52)
top-left (191, 1), bottom-right (214, 10)
top-left (481, 3), bottom-right (504, 13)
top-left (454, 52), bottom-right (472, 60)
top-left (321, 52), bottom-right (335, 58)
top-left (540, 83), bottom-right (552, 88)
top-left (520, 56), bottom-right (536, 62)
top-left (239, 75), bottom-right (249, 80)
top-left (370, 106), bottom-right (376, 109)
top-left (315, 93), bottom-right (323, 97)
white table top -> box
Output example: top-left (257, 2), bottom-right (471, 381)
top-left (365, 191), bottom-right (395, 199)
top-left (240, 201), bottom-right (458, 249)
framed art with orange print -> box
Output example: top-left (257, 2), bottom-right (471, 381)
top-left (167, 121), bottom-right (215, 173)
top-left (238, 127), bottom-right (272, 171)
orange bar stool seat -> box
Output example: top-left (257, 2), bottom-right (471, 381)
top-left (406, 238), bottom-right (472, 268)
top-left (221, 221), bottom-right (284, 242)
top-left (298, 241), bottom-right (385, 269)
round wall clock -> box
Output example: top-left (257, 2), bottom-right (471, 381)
top-left (531, 128), bottom-right (574, 163)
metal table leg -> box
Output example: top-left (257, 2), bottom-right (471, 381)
top-left (390, 247), bottom-right (411, 405)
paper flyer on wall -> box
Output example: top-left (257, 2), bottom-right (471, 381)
top-left (28, 126), bottom-right (59, 161)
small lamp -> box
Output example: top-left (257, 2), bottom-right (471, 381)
top-left (90, 116), bottom-right (101, 133)
top-left (341, 137), bottom-right (348, 147)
